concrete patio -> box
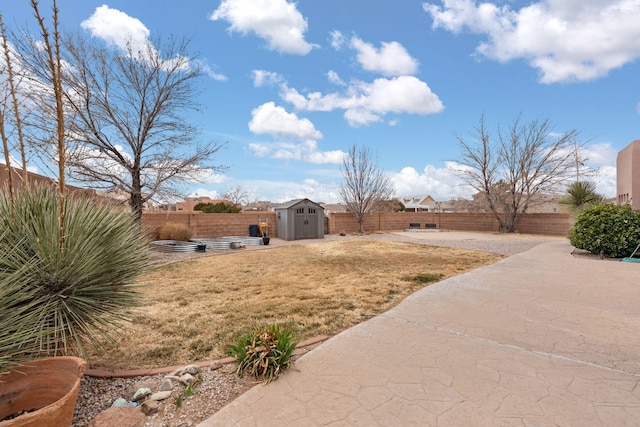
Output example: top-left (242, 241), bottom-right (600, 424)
top-left (199, 237), bottom-right (640, 426)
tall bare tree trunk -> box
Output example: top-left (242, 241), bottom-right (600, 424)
top-left (0, 14), bottom-right (28, 186)
top-left (32, 0), bottom-right (66, 249)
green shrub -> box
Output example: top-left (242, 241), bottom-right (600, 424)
top-left (0, 185), bottom-right (152, 374)
top-left (158, 222), bottom-right (193, 241)
top-left (228, 324), bottom-right (298, 383)
top-left (568, 203), bottom-right (640, 258)
top-left (194, 202), bottom-right (241, 213)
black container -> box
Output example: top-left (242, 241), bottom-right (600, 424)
top-left (249, 224), bottom-right (259, 237)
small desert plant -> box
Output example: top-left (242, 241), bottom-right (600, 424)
top-left (158, 222), bottom-right (193, 241)
top-left (569, 203), bottom-right (640, 258)
top-left (229, 324), bottom-right (298, 383)
top-left (174, 372), bottom-right (203, 407)
top-left (0, 185), bottom-right (152, 374)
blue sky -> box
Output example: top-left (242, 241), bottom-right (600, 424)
top-left (2, 0), bottom-right (638, 203)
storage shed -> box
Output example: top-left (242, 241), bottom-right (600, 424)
top-left (275, 198), bottom-right (325, 241)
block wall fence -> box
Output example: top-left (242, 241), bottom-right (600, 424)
top-left (142, 211), bottom-right (573, 238)
top-left (142, 212), bottom-right (277, 239)
top-left (327, 212), bottom-right (573, 236)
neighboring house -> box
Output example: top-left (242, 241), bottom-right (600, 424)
top-left (617, 139), bottom-right (640, 211)
top-left (243, 200), bottom-right (272, 211)
top-left (0, 165), bottom-right (127, 206)
top-left (401, 195), bottom-right (437, 212)
top-left (320, 203), bottom-right (348, 215)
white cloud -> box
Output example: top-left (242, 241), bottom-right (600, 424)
top-left (241, 178), bottom-right (341, 203)
top-left (350, 37), bottom-right (419, 76)
top-left (330, 30), bottom-right (345, 50)
top-left (390, 162), bottom-right (474, 200)
top-left (282, 75), bottom-right (444, 127)
top-left (252, 70), bottom-right (284, 87)
top-left (249, 102), bottom-right (322, 140)
top-left (592, 165), bottom-right (617, 198)
top-left (327, 70), bottom-right (346, 86)
top-left (81, 5), bottom-right (150, 53)
top-left (82, 6), bottom-right (221, 80)
top-left (423, 0), bottom-right (640, 83)
top-left (211, 0), bottom-right (316, 55)
top-left (190, 169), bottom-right (228, 185)
top-left (188, 188), bottom-right (222, 199)
top-left (248, 140), bottom-right (344, 165)
top-left (583, 142), bottom-right (617, 167)
top-left (247, 103), bottom-right (344, 164)
top-left (196, 60), bottom-right (227, 81)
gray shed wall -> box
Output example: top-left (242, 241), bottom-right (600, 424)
top-left (275, 199), bottom-right (324, 240)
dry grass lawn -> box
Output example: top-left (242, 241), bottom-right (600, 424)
top-left (85, 240), bottom-right (502, 370)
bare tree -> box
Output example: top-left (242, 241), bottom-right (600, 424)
top-left (13, 30), bottom-right (225, 222)
top-left (340, 144), bottom-right (393, 233)
top-left (223, 184), bottom-right (249, 207)
top-left (454, 115), bottom-right (578, 232)
top-left (60, 34), bottom-right (226, 222)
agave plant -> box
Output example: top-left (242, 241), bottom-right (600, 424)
top-left (0, 185), bottom-right (152, 374)
top-left (229, 324), bottom-right (298, 383)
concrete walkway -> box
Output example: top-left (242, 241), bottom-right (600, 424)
top-left (199, 238), bottom-right (640, 426)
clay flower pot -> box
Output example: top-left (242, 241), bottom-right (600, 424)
top-left (0, 356), bottom-right (87, 427)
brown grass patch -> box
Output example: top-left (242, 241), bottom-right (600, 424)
top-left (84, 240), bottom-right (502, 370)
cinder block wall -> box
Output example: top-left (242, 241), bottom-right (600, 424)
top-left (142, 211), bottom-right (572, 239)
top-left (142, 212), bottom-right (277, 239)
top-left (328, 212), bottom-right (572, 236)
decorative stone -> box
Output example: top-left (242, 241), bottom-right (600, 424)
top-left (181, 365), bottom-right (200, 375)
top-left (140, 399), bottom-right (160, 415)
top-left (159, 378), bottom-right (174, 391)
top-left (210, 361), bottom-right (223, 370)
top-left (126, 379), bottom-right (157, 400)
top-left (131, 387), bottom-right (152, 402)
top-left (88, 406), bottom-right (146, 427)
top-left (149, 390), bottom-right (172, 401)
top-left (111, 397), bottom-right (130, 407)
top-left (180, 373), bottom-right (195, 384)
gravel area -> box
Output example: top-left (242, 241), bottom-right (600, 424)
top-left (73, 231), bottom-right (563, 425)
top-left (72, 363), bottom-right (255, 427)
top-left (377, 231), bottom-right (565, 256)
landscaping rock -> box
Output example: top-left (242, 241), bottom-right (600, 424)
top-left (140, 399), bottom-right (160, 415)
top-left (88, 406), bottom-right (146, 427)
top-left (149, 390), bottom-right (172, 401)
top-left (159, 378), bottom-right (174, 391)
top-left (180, 373), bottom-right (195, 384)
top-left (131, 387), bottom-right (152, 402)
top-left (111, 397), bottom-right (131, 407)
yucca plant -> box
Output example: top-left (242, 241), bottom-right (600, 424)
top-left (229, 324), bottom-right (298, 383)
top-left (0, 185), bottom-right (152, 375)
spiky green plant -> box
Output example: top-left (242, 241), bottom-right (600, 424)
top-left (229, 324), bottom-right (298, 383)
top-left (560, 181), bottom-right (604, 213)
top-left (0, 185), bottom-right (152, 374)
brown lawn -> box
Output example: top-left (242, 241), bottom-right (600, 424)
top-left (84, 239), bottom-right (502, 370)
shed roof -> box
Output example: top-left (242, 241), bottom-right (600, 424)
top-left (274, 198), bottom-right (325, 210)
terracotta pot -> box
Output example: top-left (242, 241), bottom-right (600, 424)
top-left (0, 356), bottom-right (87, 427)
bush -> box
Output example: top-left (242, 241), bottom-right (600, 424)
top-left (228, 324), bottom-right (298, 383)
top-left (194, 202), bottom-right (241, 213)
top-left (158, 222), bottom-right (193, 241)
top-left (569, 203), bottom-right (640, 258)
top-left (0, 185), bottom-right (152, 374)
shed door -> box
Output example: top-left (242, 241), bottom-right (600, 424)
top-left (295, 207), bottom-right (317, 239)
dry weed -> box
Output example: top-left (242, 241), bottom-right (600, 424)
top-left (84, 240), bottom-right (502, 370)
